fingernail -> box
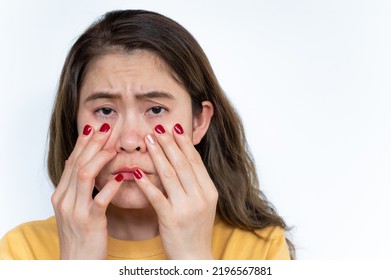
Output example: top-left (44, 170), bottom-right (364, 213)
top-left (174, 123), bottom-right (184, 135)
top-left (115, 174), bottom-right (124, 182)
top-left (133, 169), bottom-right (142, 179)
top-left (83, 125), bottom-right (92, 135)
top-left (155, 124), bottom-right (165, 134)
top-left (99, 123), bottom-right (110, 132)
top-left (146, 134), bottom-right (155, 144)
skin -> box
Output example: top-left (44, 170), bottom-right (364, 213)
top-left (51, 50), bottom-right (217, 259)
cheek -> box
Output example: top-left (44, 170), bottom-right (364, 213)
top-left (161, 111), bottom-right (193, 135)
top-left (76, 113), bottom-right (89, 135)
top-left (78, 105), bottom-right (120, 133)
top-left (77, 111), bottom-right (105, 134)
top-left (79, 113), bottom-right (117, 135)
top-left (174, 116), bottom-right (193, 138)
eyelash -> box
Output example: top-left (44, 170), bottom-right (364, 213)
top-left (146, 106), bottom-right (167, 116)
top-left (94, 106), bottom-right (168, 119)
top-left (95, 107), bottom-right (116, 119)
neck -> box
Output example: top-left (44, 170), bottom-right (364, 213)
top-left (106, 204), bottom-right (159, 241)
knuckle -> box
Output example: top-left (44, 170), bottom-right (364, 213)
top-left (91, 134), bottom-right (106, 146)
top-left (65, 157), bottom-right (72, 167)
top-left (173, 157), bottom-right (190, 169)
top-left (195, 200), bottom-right (208, 213)
top-left (210, 187), bottom-right (219, 202)
top-left (93, 196), bottom-right (106, 209)
top-left (162, 167), bottom-right (176, 179)
top-left (74, 157), bottom-right (86, 170)
top-left (214, 191), bottom-right (219, 202)
top-left (50, 192), bottom-right (59, 206)
top-left (77, 166), bottom-right (91, 182)
top-left (188, 151), bottom-right (203, 165)
top-left (55, 200), bottom-right (69, 216)
top-left (51, 186), bottom-right (65, 208)
top-left (66, 156), bottom-right (75, 167)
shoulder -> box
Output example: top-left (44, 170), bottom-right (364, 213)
top-left (0, 216), bottom-right (59, 260)
top-left (212, 215), bottom-right (290, 260)
top-left (3, 216), bottom-right (57, 239)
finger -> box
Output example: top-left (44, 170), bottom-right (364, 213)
top-left (67, 123), bottom-right (112, 194)
top-left (54, 124), bottom-right (94, 197)
top-left (151, 124), bottom-right (201, 195)
top-left (145, 131), bottom-right (186, 201)
top-left (132, 169), bottom-right (170, 217)
top-left (91, 173), bottom-right (124, 217)
top-left (55, 123), bottom-right (113, 210)
top-left (74, 149), bottom-right (117, 209)
top-left (71, 123), bottom-right (112, 173)
top-left (172, 123), bottom-right (216, 194)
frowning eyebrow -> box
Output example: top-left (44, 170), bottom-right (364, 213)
top-left (135, 91), bottom-right (175, 101)
top-left (84, 90), bottom-right (175, 104)
top-left (84, 92), bottom-right (121, 103)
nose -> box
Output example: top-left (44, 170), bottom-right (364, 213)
top-left (113, 117), bottom-right (146, 153)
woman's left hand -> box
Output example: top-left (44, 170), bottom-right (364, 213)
top-left (133, 123), bottom-right (218, 259)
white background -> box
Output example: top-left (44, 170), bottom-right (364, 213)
top-left (1, 0), bottom-right (390, 259)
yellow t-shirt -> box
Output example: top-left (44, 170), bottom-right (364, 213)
top-left (0, 215), bottom-right (290, 260)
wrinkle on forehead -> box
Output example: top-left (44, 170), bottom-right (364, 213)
top-left (81, 49), bottom-right (174, 88)
top-left (80, 48), bottom-right (185, 99)
top-left (125, 49), bottom-right (183, 87)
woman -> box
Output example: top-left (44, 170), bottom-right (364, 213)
top-left (0, 9), bottom-right (294, 259)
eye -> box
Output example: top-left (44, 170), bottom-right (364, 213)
top-left (146, 106), bottom-right (167, 116)
top-left (95, 107), bottom-right (116, 118)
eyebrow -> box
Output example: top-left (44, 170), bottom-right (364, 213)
top-left (84, 90), bottom-right (175, 104)
top-left (84, 92), bottom-right (121, 103)
top-left (135, 91), bottom-right (175, 101)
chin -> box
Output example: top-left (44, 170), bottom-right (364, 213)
top-left (108, 181), bottom-right (153, 209)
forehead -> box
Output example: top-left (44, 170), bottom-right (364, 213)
top-left (87, 49), bottom-right (169, 74)
top-left (80, 50), bottom-right (184, 97)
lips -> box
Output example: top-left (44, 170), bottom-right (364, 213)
top-left (113, 166), bottom-right (147, 181)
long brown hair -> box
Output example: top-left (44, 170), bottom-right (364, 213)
top-left (48, 9), bottom-right (295, 258)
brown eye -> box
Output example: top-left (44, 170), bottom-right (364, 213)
top-left (100, 107), bottom-right (113, 115)
top-left (151, 106), bottom-right (163, 114)
top-left (147, 106), bottom-right (167, 116)
top-left (95, 107), bottom-right (116, 118)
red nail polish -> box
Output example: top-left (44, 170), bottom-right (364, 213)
top-left (174, 123), bottom-right (184, 135)
top-left (115, 174), bottom-right (124, 182)
top-left (155, 124), bottom-right (165, 134)
top-left (99, 123), bottom-right (110, 132)
top-left (83, 125), bottom-right (92, 136)
top-left (133, 169), bottom-right (142, 179)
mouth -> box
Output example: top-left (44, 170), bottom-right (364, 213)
top-left (113, 166), bottom-right (147, 181)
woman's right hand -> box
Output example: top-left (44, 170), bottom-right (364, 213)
top-left (51, 123), bottom-right (123, 259)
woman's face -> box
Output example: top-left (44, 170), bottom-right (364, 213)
top-left (77, 50), bottom-right (195, 209)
